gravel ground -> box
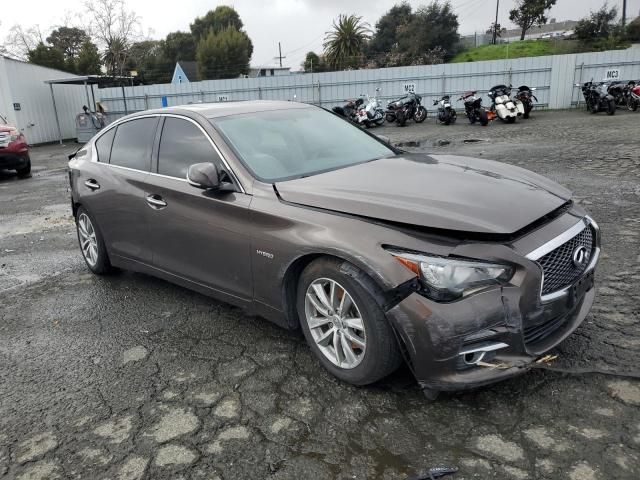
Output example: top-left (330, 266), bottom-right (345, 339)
top-left (1, 109), bottom-right (639, 480)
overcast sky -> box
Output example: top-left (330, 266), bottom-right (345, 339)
top-left (2, 0), bottom-right (639, 69)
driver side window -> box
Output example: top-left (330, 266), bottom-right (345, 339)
top-left (158, 117), bottom-right (221, 179)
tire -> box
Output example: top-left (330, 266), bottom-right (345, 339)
top-left (396, 110), bottom-right (407, 127)
top-left (523, 105), bottom-right (532, 119)
top-left (479, 110), bottom-right (489, 126)
top-left (413, 106), bottom-right (427, 123)
top-left (75, 206), bottom-right (114, 275)
top-left (468, 113), bottom-right (476, 124)
top-left (16, 156), bottom-right (31, 178)
top-left (607, 99), bottom-right (616, 115)
top-left (627, 99), bottom-right (638, 111)
top-left (507, 116), bottom-right (516, 124)
top-left (385, 112), bottom-right (396, 122)
top-left (297, 257), bottom-right (402, 385)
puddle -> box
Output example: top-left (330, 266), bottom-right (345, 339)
top-left (463, 138), bottom-right (488, 143)
top-left (394, 141), bottom-right (422, 147)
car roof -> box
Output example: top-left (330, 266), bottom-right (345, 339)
top-left (138, 100), bottom-right (312, 119)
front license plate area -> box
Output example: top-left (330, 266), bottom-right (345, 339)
top-left (571, 271), bottom-right (594, 306)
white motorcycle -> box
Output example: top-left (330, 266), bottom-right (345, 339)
top-left (355, 88), bottom-right (385, 128)
top-left (487, 84), bottom-right (524, 123)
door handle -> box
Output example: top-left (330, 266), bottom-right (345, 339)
top-left (146, 194), bottom-right (167, 209)
top-left (84, 179), bottom-right (100, 190)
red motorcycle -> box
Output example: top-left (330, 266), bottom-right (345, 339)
top-left (626, 81), bottom-right (640, 111)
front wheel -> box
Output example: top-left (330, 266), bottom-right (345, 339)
top-left (507, 116), bottom-right (516, 124)
top-left (607, 99), bottom-right (616, 115)
top-left (16, 156), bottom-right (31, 178)
top-left (297, 258), bottom-right (402, 385)
top-left (478, 109), bottom-right (489, 126)
top-left (523, 104), bottom-right (532, 119)
top-left (396, 110), bottom-right (407, 127)
top-left (627, 98), bottom-right (638, 111)
top-left (413, 106), bottom-right (427, 123)
top-left (76, 207), bottom-right (114, 275)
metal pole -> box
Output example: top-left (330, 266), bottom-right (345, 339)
top-left (121, 84), bottom-right (128, 115)
top-left (278, 42), bottom-right (283, 68)
top-left (90, 84), bottom-right (97, 112)
top-left (83, 81), bottom-right (92, 111)
top-left (622, 0), bottom-right (627, 27)
top-left (49, 83), bottom-right (63, 145)
top-left (493, 0), bottom-right (500, 44)
top-left (577, 62), bottom-right (584, 108)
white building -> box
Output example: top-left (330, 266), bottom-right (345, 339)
top-left (248, 66), bottom-right (291, 77)
top-left (0, 56), bottom-right (87, 144)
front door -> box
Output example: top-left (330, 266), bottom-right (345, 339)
top-left (144, 116), bottom-right (252, 301)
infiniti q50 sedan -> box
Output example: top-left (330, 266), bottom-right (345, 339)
top-left (68, 101), bottom-right (600, 397)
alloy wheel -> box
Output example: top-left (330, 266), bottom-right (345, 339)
top-left (78, 213), bottom-right (98, 267)
top-left (304, 278), bottom-right (366, 369)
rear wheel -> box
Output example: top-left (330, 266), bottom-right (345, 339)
top-left (396, 110), bottom-right (407, 127)
top-left (523, 105), bottom-right (532, 119)
top-left (627, 98), bottom-right (638, 111)
top-left (507, 116), bottom-right (516, 123)
top-left (607, 99), bottom-right (616, 115)
top-left (297, 258), bottom-right (402, 385)
top-left (16, 156), bottom-right (31, 178)
top-left (76, 206), bottom-right (114, 275)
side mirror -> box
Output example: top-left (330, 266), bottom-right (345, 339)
top-left (187, 162), bottom-right (220, 189)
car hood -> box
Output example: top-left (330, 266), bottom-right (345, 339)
top-left (274, 153), bottom-right (572, 235)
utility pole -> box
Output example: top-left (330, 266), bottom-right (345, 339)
top-left (622, 0), bottom-right (627, 27)
top-left (274, 42), bottom-right (286, 68)
top-left (493, 0), bottom-right (500, 45)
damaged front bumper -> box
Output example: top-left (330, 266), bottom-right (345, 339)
top-left (384, 215), bottom-right (600, 393)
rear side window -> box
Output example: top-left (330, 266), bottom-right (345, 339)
top-left (158, 118), bottom-right (221, 179)
top-left (95, 128), bottom-right (115, 163)
top-left (110, 118), bottom-right (158, 171)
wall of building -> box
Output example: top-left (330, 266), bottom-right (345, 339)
top-left (0, 57), bottom-right (89, 144)
top-left (96, 47), bottom-right (640, 120)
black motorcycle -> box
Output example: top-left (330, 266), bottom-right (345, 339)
top-left (607, 82), bottom-right (626, 107)
top-left (433, 95), bottom-right (457, 125)
top-left (458, 91), bottom-right (489, 126)
top-left (386, 93), bottom-right (427, 126)
top-left (514, 85), bottom-right (538, 119)
top-left (577, 81), bottom-right (616, 115)
top-left (332, 97), bottom-right (364, 122)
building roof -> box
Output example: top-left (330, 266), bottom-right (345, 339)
top-left (135, 100), bottom-right (311, 119)
top-left (177, 61), bottom-right (198, 81)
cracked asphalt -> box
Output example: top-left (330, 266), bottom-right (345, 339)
top-left (1, 109), bottom-right (639, 480)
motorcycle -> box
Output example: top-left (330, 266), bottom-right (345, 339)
top-left (433, 95), bottom-right (457, 125)
top-left (458, 91), bottom-right (489, 126)
top-left (487, 84), bottom-right (523, 123)
top-left (607, 81), bottom-right (626, 107)
top-left (332, 97), bottom-right (364, 122)
top-left (576, 81), bottom-right (616, 115)
top-left (353, 88), bottom-right (386, 128)
top-left (514, 85), bottom-right (538, 119)
top-left (385, 92), bottom-right (427, 126)
top-left (625, 81), bottom-right (640, 111)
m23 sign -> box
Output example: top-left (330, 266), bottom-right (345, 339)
top-left (403, 83), bottom-right (416, 94)
top-left (604, 69), bottom-right (621, 81)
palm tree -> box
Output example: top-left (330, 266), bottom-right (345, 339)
top-left (323, 14), bottom-right (371, 70)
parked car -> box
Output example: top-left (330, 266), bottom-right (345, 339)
top-left (0, 115), bottom-right (30, 178)
top-left (68, 101), bottom-right (600, 398)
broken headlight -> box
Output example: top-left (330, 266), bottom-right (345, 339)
top-left (387, 249), bottom-right (513, 301)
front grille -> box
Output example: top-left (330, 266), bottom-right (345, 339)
top-left (537, 226), bottom-right (594, 295)
top-left (0, 132), bottom-right (9, 147)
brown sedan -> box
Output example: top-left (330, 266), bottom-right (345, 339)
top-left (68, 101), bottom-right (600, 398)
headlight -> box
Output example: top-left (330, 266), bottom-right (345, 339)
top-left (387, 249), bottom-right (513, 301)
top-left (9, 129), bottom-right (20, 142)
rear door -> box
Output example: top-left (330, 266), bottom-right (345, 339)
top-left (79, 117), bottom-right (158, 264)
top-left (144, 116), bottom-right (252, 300)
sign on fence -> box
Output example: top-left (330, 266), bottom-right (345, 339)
top-left (217, 95), bottom-right (229, 102)
top-left (403, 83), bottom-right (416, 94)
top-left (603, 69), bottom-right (621, 81)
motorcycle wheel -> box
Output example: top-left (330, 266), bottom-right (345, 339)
top-left (523, 105), bottom-right (532, 119)
top-left (374, 117), bottom-right (385, 126)
top-left (627, 98), bottom-right (638, 111)
top-left (589, 101), bottom-right (598, 114)
top-left (386, 112), bottom-right (396, 122)
top-left (479, 110), bottom-right (489, 126)
top-left (413, 106), bottom-right (427, 123)
top-left (396, 110), bottom-right (407, 127)
top-left (507, 116), bottom-right (516, 124)
top-left (468, 113), bottom-right (476, 124)
top-left (450, 111), bottom-right (457, 124)
top-left (607, 99), bottom-right (616, 115)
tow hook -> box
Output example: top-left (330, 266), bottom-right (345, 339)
top-left (474, 353), bottom-right (559, 370)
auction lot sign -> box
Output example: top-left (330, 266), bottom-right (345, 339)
top-left (603, 68), bottom-right (621, 81)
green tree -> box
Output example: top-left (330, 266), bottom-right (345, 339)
top-left (125, 40), bottom-right (172, 84)
top-left (323, 14), bottom-right (371, 70)
top-left (76, 41), bottom-right (102, 74)
top-left (370, 2), bottom-right (413, 53)
top-left (575, 4), bottom-right (618, 42)
top-left (302, 51), bottom-right (327, 72)
top-left (191, 6), bottom-right (244, 40)
top-left (163, 31), bottom-right (196, 62)
top-left (509, 0), bottom-right (557, 41)
top-left (27, 42), bottom-right (66, 70)
top-left (627, 16), bottom-right (640, 42)
top-left (196, 27), bottom-right (251, 80)
top-left (396, 1), bottom-right (459, 64)
top-left (46, 27), bottom-right (89, 59)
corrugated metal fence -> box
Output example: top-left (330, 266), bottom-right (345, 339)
top-left (98, 48), bottom-right (640, 120)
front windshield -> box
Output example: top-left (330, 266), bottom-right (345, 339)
top-left (211, 107), bottom-right (395, 182)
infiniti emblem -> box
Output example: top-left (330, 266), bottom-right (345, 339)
top-left (572, 245), bottom-right (588, 268)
